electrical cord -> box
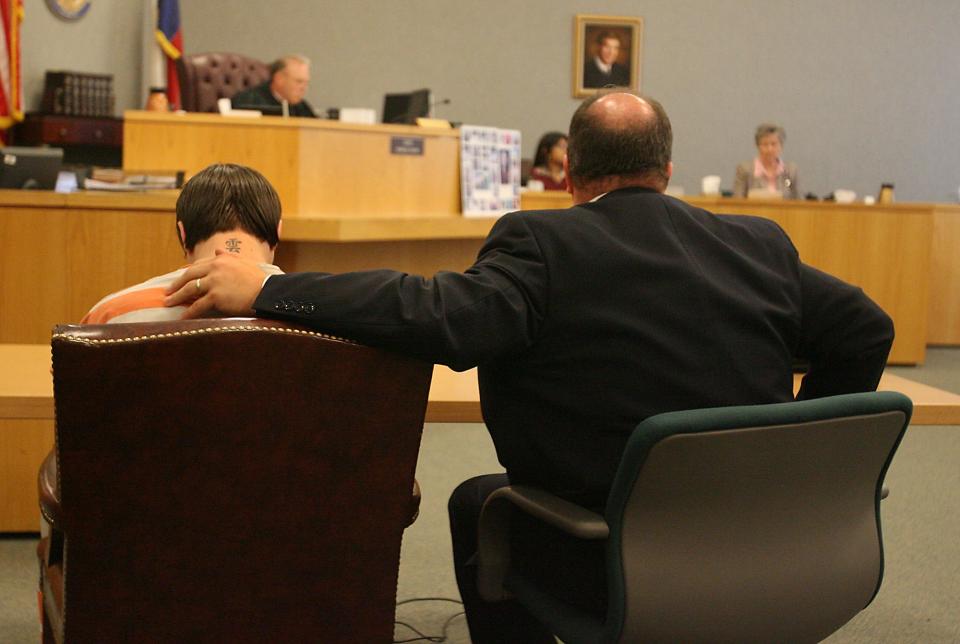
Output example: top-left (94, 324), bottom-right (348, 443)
top-left (393, 597), bottom-right (465, 643)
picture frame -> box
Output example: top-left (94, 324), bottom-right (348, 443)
top-left (573, 14), bottom-right (643, 98)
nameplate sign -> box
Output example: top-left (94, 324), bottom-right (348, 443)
top-left (390, 136), bottom-right (424, 156)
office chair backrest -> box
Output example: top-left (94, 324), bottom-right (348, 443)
top-left (176, 52), bottom-right (270, 112)
top-left (48, 318), bottom-right (432, 642)
top-left (604, 391), bottom-right (912, 644)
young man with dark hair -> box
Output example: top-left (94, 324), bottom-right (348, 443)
top-left (165, 93), bottom-right (893, 642)
top-left (82, 163), bottom-right (282, 324)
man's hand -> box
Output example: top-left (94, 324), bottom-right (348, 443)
top-left (165, 251), bottom-right (268, 319)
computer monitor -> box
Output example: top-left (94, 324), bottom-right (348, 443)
top-left (382, 89), bottom-right (431, 125)
top-left (0, 146), bottom-right (64, 190)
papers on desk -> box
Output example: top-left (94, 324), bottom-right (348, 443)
top-left (221, 109), bottom-right (263, 118)
top-left (460, 125), bottom-right (521, 217)
top-left (217, 98), bottom-right (262, 118)
top-left (83, 171), bottom-right (181, 191)
top-left (84, 179), bottom-right (172, 191)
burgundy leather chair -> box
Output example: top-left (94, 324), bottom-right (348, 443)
top-left (38, 318), bottom-right (432, 643)
top-left (176, 52), bottom-right (270, 112)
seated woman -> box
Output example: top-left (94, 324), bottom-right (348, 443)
top-left (528, 131), bottom-right (568, 191)
top-left (733, 123), bottom-right (799, 199)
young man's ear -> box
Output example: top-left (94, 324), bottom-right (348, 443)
top-left (274, 220), bottom-right (283, 250)
top-left (176, 221), bottom-right (187, 251)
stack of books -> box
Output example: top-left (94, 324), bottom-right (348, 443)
top-left (41, 71), bottom-right (115, 117)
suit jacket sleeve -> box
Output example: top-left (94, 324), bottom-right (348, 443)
top-left (794, 264), bottom-right (894, 399)
top-left (252, 212), bottom-right (547, 370)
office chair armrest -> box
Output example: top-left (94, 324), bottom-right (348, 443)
top-left (38, 450), bottom-right (62, 530)
top-left (477, 485), bottom-right (609, 602)
top-left (494, 486), bottom-right (610, 539)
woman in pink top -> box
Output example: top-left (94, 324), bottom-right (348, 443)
top-left (733, 123), bottom-right (799, 199)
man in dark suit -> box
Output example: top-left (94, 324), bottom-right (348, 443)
top-left (165, 93), bottom-right (893, 643)
top-left (230, 54), bottom-right (317, 118)
top-left (583, 31), bottom-right (630, 88)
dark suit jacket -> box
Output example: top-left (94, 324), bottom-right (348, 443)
top-left (256, 188), bottom-right (893, 507)
top-left (583, 58), bottom-right (630, 88)
top-left (230, 81), bottom-right (317, 118)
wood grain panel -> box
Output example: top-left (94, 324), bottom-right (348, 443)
top-left (123, 110), bottom-right (460, 218)
top-left (0, 196), bottom-right (182, 344)
top-left (124, 115), bottom-right (302, 212)
top-left (0, 344), bottom-right (54, 418)
top-left (0, 418), bottom-right (53, 532)
top-left (928, 205), bottom-right (960, 344)
top-left (296, 126), bottom-right (460, 217)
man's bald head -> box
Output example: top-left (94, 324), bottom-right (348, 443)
top-left (567, 92), bottom-right (673, 194)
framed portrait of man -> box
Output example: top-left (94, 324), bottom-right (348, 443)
top-left (573, 14), bottom-right (643, 98)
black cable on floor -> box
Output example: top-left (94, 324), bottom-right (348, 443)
top-left (394, 597), bottom-right (465, 643)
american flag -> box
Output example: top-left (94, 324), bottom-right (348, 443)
top-left (0, 0), bottom-right (23, 141)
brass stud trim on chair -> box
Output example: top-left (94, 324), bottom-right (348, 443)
top-left (52, 324), bottom-right (354, 346)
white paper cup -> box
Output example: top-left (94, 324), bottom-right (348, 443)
top-left (701, 175), bottom-right (722, 195)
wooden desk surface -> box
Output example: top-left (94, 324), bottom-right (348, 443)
top-left (425, 366), bottom-right (960, 426)
top-left (3, 344), bottom-right (958, 425)
top-left (0, 345), bottom-right (53, 419)
top-left (0, 188), bottom-right (179, 210)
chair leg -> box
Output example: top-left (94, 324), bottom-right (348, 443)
top-left (40, 599), bottom-right (57, 644)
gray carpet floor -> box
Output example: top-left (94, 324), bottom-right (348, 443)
top-left (2, 349), bottom-right (958, 643)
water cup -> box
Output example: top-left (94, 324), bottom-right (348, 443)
top-left (701, 175), bottom-right (722, 195)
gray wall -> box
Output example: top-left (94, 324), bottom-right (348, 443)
top-left (21, 0), bottom-right (142, 118)
top-left (20, 0), bottom-right (960, 202)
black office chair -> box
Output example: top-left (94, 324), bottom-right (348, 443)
top-left (477, 391), bottom-right (912, 644)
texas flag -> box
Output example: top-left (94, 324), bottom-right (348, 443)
top-left (154, 0), bottom-right (182, 109)
top-left (0, 0), bottom-right (24, 140)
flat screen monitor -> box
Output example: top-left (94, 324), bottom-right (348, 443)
top-left (0, 146), bottom-right (64, 190)
top-left (382, 89), bottom-right (431, 125)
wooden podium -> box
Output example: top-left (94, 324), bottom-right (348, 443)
top-left (122, 110), bottom-right (461, 218)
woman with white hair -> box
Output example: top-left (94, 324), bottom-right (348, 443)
top-left (733, 123), bottom-right (799, 199)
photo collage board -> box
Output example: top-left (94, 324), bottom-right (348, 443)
top-left (460, 125), bottom-right (521, 217)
